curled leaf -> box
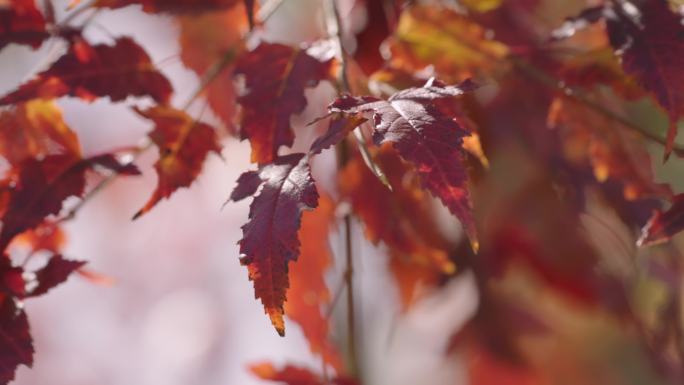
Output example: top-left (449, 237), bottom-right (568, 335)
top-left (331, 79), bottom-right (479, 250)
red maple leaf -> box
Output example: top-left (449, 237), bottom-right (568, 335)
top-left (230, 153), bottom-right (318, 335)
top-left (132, 106), bottom-right (220, 218)
top-left (0, 37), bottom-right (173, 105)
top-left (0, 297), bottom-right (32, 385)
top-left (330, 79), bottom-right (479, 249)
top-left (0, 0), bottom-right (49, 50)
top-left (234, 42), bottom-right (335, 163)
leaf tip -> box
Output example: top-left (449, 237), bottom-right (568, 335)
top-left (268, 309), bottom-right (286, 337)
top-left (470, 239), bottom-right (480, 254)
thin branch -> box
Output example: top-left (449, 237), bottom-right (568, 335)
top-left (256, 0), bottom-right (287, 25)
top-left (510, 56), bottom-right (684, 157)
top-left (326, 0), bottom-right (360, 377)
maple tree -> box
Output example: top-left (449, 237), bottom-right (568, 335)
top-left (2, 0), bottom-right (684, 384)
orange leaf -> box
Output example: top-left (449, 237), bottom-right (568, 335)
top-left (285, 195), bottom-right (342, 371)
top-left (177, 5), bottom-right (247, 132)
top-left (0, 37), bottom-right (173, 105)
top-left (133, 106), bottom-right (220, 218)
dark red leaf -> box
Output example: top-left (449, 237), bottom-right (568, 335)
top-left (234, 42), bottom-right (335, 164)
top-left (0, 0), bottom-right (49, 50)
top-left (638, 193), bottom-right (684, 246)
top-left (231, 153), bottom-right (318, 335)
top-left (330, 79), bottom-right (479, 250)
top-left (132, 107), bottom-right (220, 219)
top-left (308, 114), bottom-right (366, 155)
top-left (229, 170), bottom-right (260, 201)
top-left (0, 154), bottom-right (139, 251)
top-left (604, 0), bottom-right (684, 159)
top-left (0, 297), bottom-right (32, 385)
top-left (1, 256), bottom-right (25, 298)
top-left (28, 254), bottom-right (85, 297)
top-left (0, 37), bottom-right (173, 105)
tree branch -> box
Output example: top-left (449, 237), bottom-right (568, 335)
top-left (326, 0), bottom-right (360, 377)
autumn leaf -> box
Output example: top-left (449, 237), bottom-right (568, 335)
top-left (638, 193), bottom-right (684, 246)
top-left (0, 37), bottom-right (173, 105)
top-left (285, 195), bottom-right (342, 370)
top-left (0, 0), bottom-right (49, 50)
top-left (330, 79), bottom-right (479, 250)
top-left (132, 106), bottom-right (220, 219)
top-left (460, 0), bottom-right (502, 12)
top-left (0, 255), bottom-right (25, 298)
top-left (553, 0), bottom-right (684, 159)
top-left (230, 153), bottom-right (319, 335)
top-left (386, 4), bottom-right (508, 81)
top-left (548, 96), bottom-right (671, 201)
top-left (10, 221), bottom-right (65, 253)
top-left (27, 254), bottom-right (85, 297)
top-left (340, 146), bottom-right (455, 308)
top-left (234, 42), bottom-right (335, 164)
top-left (308, 114), bottom-right (366, 155)
top-left (604, 0), bottom-right (684, 159)
top-left (0, 154), bottom-right (140, 251)
top-left (177, 4), bottom-right (247, 132)
top-left (0, 297), bottom-right (33, 385)
top-left (555, 48), bottom-right (642, 99)
top-left (0, 99), bottom-right (81, 169)
top-left (351, 0), bottom-right (397, 75)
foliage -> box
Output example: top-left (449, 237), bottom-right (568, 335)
top-left (1, 0), bottom-right (684, 384)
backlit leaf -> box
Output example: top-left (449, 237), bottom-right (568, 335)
top-left (234, 42), bottom-right (335, 164)
top-left (0, 100), bottom-right (80, 169)
top-left (177, 5), bottom-right (247, 131)
top-left (339, 146), bottom-right (455, 308)
top-left (0, 154), bottom-right (140, 251)
top-left (285, 195), bottom-right (342, 370)
top-left (0, 0), bottom-right (48, 50)
top-left (386, 5), bottom-right (508, 81)
top-left (0, 37), bottom-right (173, 105)
top-left (132, 106), bottom-right (220, 219)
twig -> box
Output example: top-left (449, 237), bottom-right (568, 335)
top-left (256, 0), bottom-right (287, 25)
top-left (326, 0), bottom-right (360, 377)
top-left (510, 56), bottom-right (684, 157)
